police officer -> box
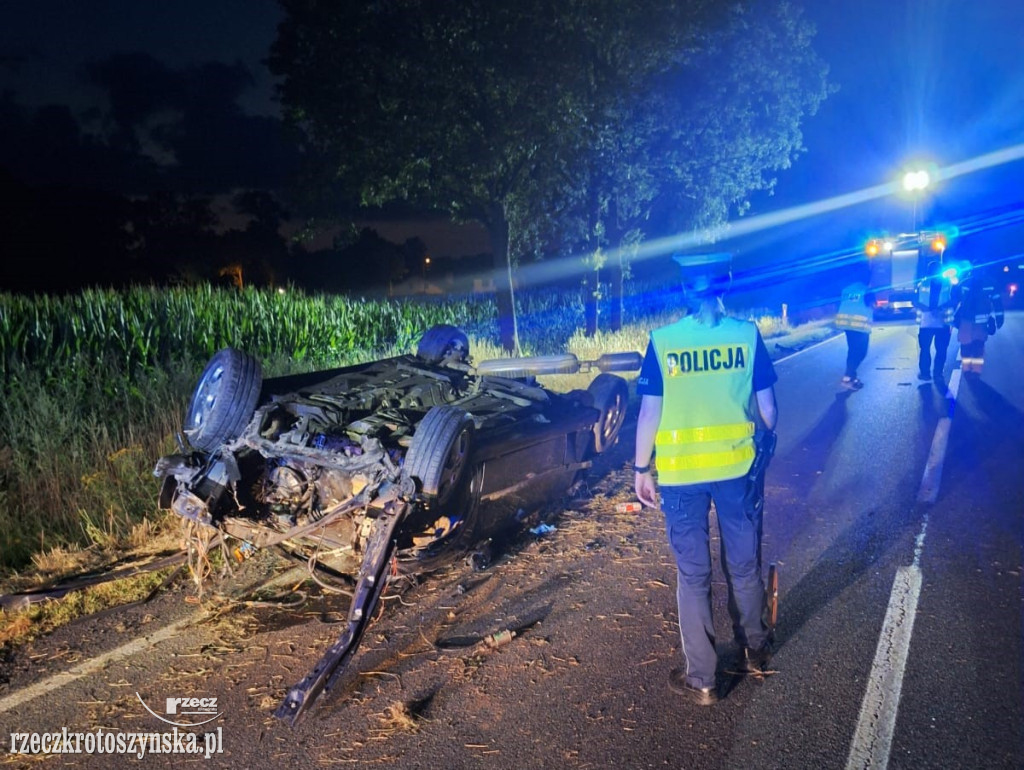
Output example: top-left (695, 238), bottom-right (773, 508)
top-left (834, 266), bottom-right (873, 390)
top-left (633, 252), bottom-right (778, 705)
top-left (914, 261), bottom-right (956, 382)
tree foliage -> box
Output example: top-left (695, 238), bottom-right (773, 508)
top-left (269, 0), bottom-right (831, 347)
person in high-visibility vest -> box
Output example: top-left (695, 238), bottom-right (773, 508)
top-left (913, 261), bottom-right (957, 382)
top-left (834, 269), bottom-right (873, 390)
top-left (633, 252), bottom-right (778, 706)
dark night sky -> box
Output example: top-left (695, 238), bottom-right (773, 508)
top-left (0, 0), bottom-right (290, 203)
top-left (2, 0), bottom-right (1023, 271)
top-left (1, 1), bottom-right (280, 116)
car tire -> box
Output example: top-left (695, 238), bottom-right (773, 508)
top-left (183, 348), bottom-right (262, 452)
top-left (587, 373), bottom-right (629, 454)
top-left (404, 405), bottom-right (474, 505)
top-left (416, 324), bottom-right (470, 364)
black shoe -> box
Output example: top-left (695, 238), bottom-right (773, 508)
top-left (933, 369), bottom-right (943, 381)
top-left (741, 644), bottom-right (772, 674)
top-left (917, 371), bottom-right (931, 381)
top-left (668, 668), bottom-right (719, 705)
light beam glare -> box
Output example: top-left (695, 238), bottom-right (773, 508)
top-left (511, 143), bottom-right (1024, 290)
top-left (936, 144), bottom-right (1024, 183)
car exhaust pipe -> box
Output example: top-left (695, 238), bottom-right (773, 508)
top-left (474, 351), bottom-right (642, 378)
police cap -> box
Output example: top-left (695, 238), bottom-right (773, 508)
top-left (672, 251), bottom-right (732, 293)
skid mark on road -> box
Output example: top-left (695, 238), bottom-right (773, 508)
top-left (845, 362), bottom-right (963, 769)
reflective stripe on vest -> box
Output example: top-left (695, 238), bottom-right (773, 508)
top-left (656, 422), bottom-right (754, 444)
top-left (916, 307), bottom-right (955, 325)
top-left (835, 283), bottom-right (872, 332)
top-left (656, 445), bottom-right (755, 473)
top-left (836, 312), bottom-right (872, 331)
top-left (651, 317), bottom-right (756, 484)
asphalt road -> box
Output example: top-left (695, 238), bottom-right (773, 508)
top-left (1, 314), bottom-right (1020, 769)
top-left (731, 313), bottom-right (1023, 769)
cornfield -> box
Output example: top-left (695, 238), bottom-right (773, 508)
top-left (0, 286), bottom-right (502, 377)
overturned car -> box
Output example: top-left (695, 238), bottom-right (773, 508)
top-left (154, 325), bottom-right (639, 726)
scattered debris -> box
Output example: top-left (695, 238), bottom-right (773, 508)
top-left (482, 629), bottom-right (515, 649)
top-left (379, 701), bottom-right (420, 733)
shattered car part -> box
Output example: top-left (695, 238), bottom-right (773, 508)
top-left (154, 325), bottom-right (639, 725)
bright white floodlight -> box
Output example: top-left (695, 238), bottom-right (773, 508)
top-left (902, 169), bottom-right (931, 192)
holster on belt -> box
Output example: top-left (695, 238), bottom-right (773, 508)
top-left (747, 429), bottom-right (777, 482)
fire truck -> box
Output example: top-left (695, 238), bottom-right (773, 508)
top-left (864, 230), bottom-right (950, 319)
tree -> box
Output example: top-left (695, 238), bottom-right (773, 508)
top-left (515, 1), bottom-right (832, 333)
top-left (269, 1), bottom-right (830, 347)
top-left (125, 192), bottom-right (220, 284)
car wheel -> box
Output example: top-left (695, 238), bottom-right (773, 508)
top-left (587, 373), bottom-right (629, 454)
top-left (183, 348), bottom-right (262, 452)
top-left (416, 324), bottom-right (470, 364)
top-left (404, 405), bottom-right (474, 505)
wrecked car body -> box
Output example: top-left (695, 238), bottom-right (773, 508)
top-left (154, 325), bottom-right (639, 725)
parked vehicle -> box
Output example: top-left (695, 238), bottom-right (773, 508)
top-left (154, 325), bottom-right (640, 725)
top-left (865, 231), bottom-right (950, 319)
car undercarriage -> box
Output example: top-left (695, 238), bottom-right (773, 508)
top-left (154, 325), bottom-right (640, 724)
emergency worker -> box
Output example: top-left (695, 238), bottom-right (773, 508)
top-left (954, 263), bottom-right (1005, 377)
top-left (834, 268), bottom-right (873, 390)
top-left (914, 261), bottom-right (956, 381)
top-left (634, 252), bottom-right (778, 706)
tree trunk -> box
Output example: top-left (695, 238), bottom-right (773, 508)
top-left (583, 275), bottom-right (598, 336)
top-left (609, 255), bottom-right (623, 331)
top-left (583, 185), bottom-right (601, 338)
top-left (607, 197), bottom-right (623, 331)
top-left (486, 208), bottom-right (519, 354)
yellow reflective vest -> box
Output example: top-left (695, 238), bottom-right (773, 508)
top-left (835, 282), bottom-right (872, 332)
top-left (651, 316), bottom-right (757, 485)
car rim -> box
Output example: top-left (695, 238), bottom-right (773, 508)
top-left (600, 392), bottom-right (624, 442)
top-left (190, 364), bottom-right (224, 432)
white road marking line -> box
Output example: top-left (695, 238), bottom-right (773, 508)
top-left (846, 356), bottom-right (962, 769)
top-left (918, 368), bottom-right (962, 504)
top-left (0, 567), bottom-right (309, 716)
top-left (0, 615), bottom-right (200, 715)
top-left (845, 564), bottom-right (923, 770)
